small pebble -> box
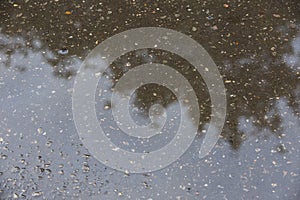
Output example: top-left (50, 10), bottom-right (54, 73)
top-left (290, 23), bottom-right (296, 29)
top-left (223, 4), bottom-right (229, 8)
top-left (211, 25), bottom-right (218, 30)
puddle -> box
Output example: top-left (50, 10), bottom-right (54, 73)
top-left (0, 0), bottom-right (299, 199)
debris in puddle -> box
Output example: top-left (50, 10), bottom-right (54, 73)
top-left (32, 191), bottom-right (43, 197)
top-left (273, 14), bottom-right (280, 18)
top-left (37, 127), bottom-right (43, 133)
top-left (65, 10), bottom-right (72, 15)
top-left (13, 193), bottom-right (19, 198)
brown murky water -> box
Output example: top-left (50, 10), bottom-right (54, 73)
top-left (0, 0), bottom-right (299, 199)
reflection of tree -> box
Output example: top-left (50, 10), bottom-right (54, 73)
top-left (108, 49), bottom-right (210, 125)
top-left (0, 32), bottom-right (79, 79)
top-left (49, 57), bottom-right (79, 79)
top-left (220, 57), bottom-right (298, 149)
top-left (94, 49), bottom-right (210, 153)
top-left (1, 0), bottom-right (299, 151)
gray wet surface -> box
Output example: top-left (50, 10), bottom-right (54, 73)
top-left (0, 0), bottom-right (300, 199)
